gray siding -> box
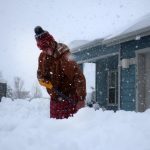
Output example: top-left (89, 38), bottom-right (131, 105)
top-left (73, 34), bottom-right (150, 111)
top-left (120, 65), bottom-right (136, 110)
top-left (96, 55), bottom-right (118, 110)
top-left (120, 35), bottom-right (150, 111)
top-left (74, 45), bottom-right (120, 62)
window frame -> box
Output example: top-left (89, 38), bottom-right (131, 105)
top-left (107, 70), bottom-right (118, 106)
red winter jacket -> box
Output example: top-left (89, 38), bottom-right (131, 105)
top-left (37, 43), bottom-right (86, 102)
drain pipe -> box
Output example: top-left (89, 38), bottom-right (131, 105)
top-left (118, 45), bottom-right (121, 110)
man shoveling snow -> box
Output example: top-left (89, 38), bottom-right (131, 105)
top-left (34, 26), bottom-right (86, 119)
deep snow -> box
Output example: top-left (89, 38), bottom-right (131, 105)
top-left (0, 97), bottom-right (150, 150)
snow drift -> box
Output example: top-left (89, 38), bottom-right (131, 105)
top-left (0, 97), bottom-right (150, 150)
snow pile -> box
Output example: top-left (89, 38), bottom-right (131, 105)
top-left (0, 97), bottom-right (150, 150)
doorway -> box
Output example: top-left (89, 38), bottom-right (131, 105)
top-left (137, 51), bottom-right (150, 112)
top-left (83, 63), bottom-right (96, 104)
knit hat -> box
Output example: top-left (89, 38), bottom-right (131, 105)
top-left (34, 26), bottom-right (56, 51)
top-left (34, 26), bottom-right (45, 36)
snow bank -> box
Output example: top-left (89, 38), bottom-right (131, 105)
top-left (0, 97), bottom-right (150, 150)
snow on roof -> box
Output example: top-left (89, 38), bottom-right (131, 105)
top-left (123, 13), bottom-right (150, 34)
top-left (73, 13), bottom-right (150, 52)
top-left (106, 13), bottom-right (150, 39)
top-left (69, 40), bottom-right (90, 49)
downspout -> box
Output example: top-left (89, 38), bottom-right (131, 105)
top-left (135, 52), bottom-right (138, 112)
top-left (118, 44), bottom-right (121, 110)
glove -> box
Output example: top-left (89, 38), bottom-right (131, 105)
top-left (38, 79), bottom-right (53, 89)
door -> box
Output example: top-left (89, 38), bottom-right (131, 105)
top-left (137, 52), bottom-right (150, 112)
top-left (145, 53), bottom-right (150, 110)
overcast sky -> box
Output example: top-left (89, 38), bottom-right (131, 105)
top-left (0, 0), bottom-right (150, 92)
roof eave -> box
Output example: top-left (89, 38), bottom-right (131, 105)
top-left (72, 38), bottom-right (104, 53)
top-left (72, 26), bottom-right (150, 53)
top-left (103, 26), bottom-right (150, 46)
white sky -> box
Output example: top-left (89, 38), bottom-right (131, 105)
top-left (0, 0), bottom-right (150, 91)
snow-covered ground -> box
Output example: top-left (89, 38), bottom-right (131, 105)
top-left (0, 97), bottom-right (150, 150)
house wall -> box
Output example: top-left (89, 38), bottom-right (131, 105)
top-left (0, 83), bottom-right (7, 102)
top-left (120, 35), bottom-right (150, 111)
top-left (78, 64), bottom-right (84, 72)
top-left (96, 55), bottom-right (118, 110)
top-left (73, 34), bottom-right (150, 111)
top-left (73, 44), bottom-right (120, 110)
top-left (73, 44), bottom-right (120, 62)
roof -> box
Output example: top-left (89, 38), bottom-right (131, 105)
top-left (72, 14), bottom-right (150, 53)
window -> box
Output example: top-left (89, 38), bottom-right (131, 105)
top-left (107, 70), bottom-right (118, 105)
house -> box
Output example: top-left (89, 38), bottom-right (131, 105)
top-left (72, 14), bottom-right (150, 112)
top-left (0, 83), bottom-right (7, 102)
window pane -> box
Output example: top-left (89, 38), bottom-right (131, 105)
top-left (109, 72), bottom-right (116, 87)
top-left (109, 88), bottom-right (116, 104)
top-left (108, 70), bottom-right (118, 105)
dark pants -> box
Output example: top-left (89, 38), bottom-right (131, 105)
top-left (50, 97), bottom-right (77, 119)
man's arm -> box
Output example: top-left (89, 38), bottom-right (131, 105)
top-left (37, 52), bottom-right (45, 80)
top-left (61, 52), bottom-right (86, 102)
